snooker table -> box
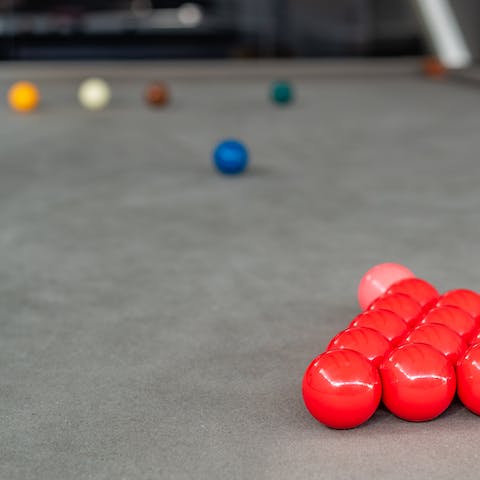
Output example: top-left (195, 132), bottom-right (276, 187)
top-left (1, 59), bottom-right (480, 480)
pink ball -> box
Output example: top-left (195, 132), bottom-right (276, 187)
top-left (358, 263), bottom-right (415, 310)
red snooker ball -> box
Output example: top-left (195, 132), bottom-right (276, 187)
top-left (403, 323), bottom-right (466, 365)
top-left (435, 289), bottom-right (480, 322)
top-left (419, 305), bottom-right (477, 344)
top-left (422, 56), bottom-right (447, 78)
top-left (369, 292), bottom-right (422, 327)
top-left (468, 328), bottom-right (480, 346)
top-left (357, 262), bottom-right (415, 310)
top-left (457, 344), bottom-right (480, 415)
top-left (302, 349), bottom-right (381, 429)
top-left (350, 309), bottom-right (408, 346)
top-left (327, 326), bottom-right (391, 368)
top-left (386, 277), bottom-right (439, 308)
top-left (380, 343), bottom-right (456, 422)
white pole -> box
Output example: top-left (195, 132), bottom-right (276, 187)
top-left (412, 0), bottom-right (472, 69)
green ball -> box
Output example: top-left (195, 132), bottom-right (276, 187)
top-left (270, 80), bottom-right (294, 105)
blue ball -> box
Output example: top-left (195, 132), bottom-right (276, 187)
top-left (213, 139), bottom-right (249, 175)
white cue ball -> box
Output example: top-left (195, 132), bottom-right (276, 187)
top-left (77, 78), bottom-right (111, 111)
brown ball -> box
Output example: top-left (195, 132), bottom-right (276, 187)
top-left (144, 82), bottom-right (170, 107)
top-left (422, 56), bottom-right (447, 78)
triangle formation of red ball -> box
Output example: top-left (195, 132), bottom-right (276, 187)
top-left (302, 264), bottom-right (480, 429)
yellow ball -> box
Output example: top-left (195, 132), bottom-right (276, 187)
top-left (7, 81), bottom-right (40, 113)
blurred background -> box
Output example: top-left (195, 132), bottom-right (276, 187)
top-left (0, 1), bottom-right (477, 69)
top-left (0, 0), bottom-right (455, 61)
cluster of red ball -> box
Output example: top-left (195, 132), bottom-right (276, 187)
top-left (302, 263), bottom-right (480, 429)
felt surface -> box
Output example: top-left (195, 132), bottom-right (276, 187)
top-left (1, 61), bottom-right (480, 479)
